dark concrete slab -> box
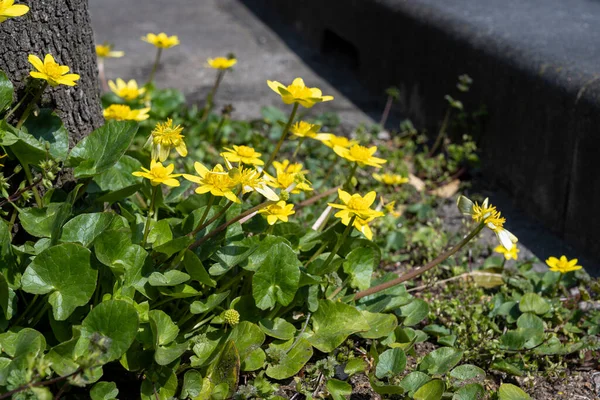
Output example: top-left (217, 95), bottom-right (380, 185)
top-left (244, 0), bottom-right (600, 265)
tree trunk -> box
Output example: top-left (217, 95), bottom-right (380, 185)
top-left (0, 0), bottom-right (103, 146)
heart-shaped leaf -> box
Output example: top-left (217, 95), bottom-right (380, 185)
top-left (375, 348), bottom-right (407, 379)
top-left (342, 247), bottom-right (376, 290)
top-left (413, 379), bottom-right (445, 400)
top-left (21, 243), bottom-right (97, 320)
top-left (61, 213), bottom-right (117, 247)
top-left (252, 241), bottom-right (300, 310)
top-left (418, 347), bottom-right (463, 375)
top-left (308, 300), bottom-right (370, 352)
top-left (259, 318), bottom-right (296, 340)
top-left (0, 71), bottom-right (13, 112)
top-left (519, 293), bottom-right (550, 315)
top-left (266, 338), bottom-right (313, 380)
top-left (67, 120), bottom-right (138, 178)
top-left (498, 383), bottom-right (531, 400)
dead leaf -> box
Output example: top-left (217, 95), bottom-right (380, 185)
top-left (430, 179), bottom-right (460, 198)
top-left (408, 173), bottom-right (425, 192)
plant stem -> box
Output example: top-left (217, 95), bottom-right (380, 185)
top-left (429, 108), bottom-right (451, 156)
top-left (197, 195), bottom-right (214, 228)
top-left (291, 138), bottom-right (305, 163)
top-left (317, 157), bottom-right (339, 189)
top-left (286, 312), bottom-right (312, 354)
top-left (17, 157), bottom-right (42, 208)
top-left (10, 294), bottom-right (38, 328)
top-left (379, 95), bottom-right (393, 127)
top-left (353, 222), bottom-right (485, 301)
top-left (190, 198), bottom-right (233, 237)
top-left (188, 200), bottom-right (275, 250)
top-left (213, 114), bottom-right (227, 144)
top-left (343, 162), bottom-right (358, 190)
top-left (142, 186), bottom-right (159, 247)
top-left (16, 82), bottom-right (47, 130)
top-left (202, 70), bottom-right (225, 121)
top-left (147, 48), bottom-right (163, 84)
top-left (319, 217), bottom-right (355, 274)
top-left (3, 90), bottom-right (30, 122)
top-left (304, 243), bottom-right (328, 266)
top-left (0, 368), bottom-right (84, 400)
top-left (264, 103), bottom-right (299, 172)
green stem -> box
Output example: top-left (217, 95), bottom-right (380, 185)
top-left (264, 103), bottom-right (299, 172)
top-left (319, 217), bottom-right (356, 274)
top-left (147, 48), bottom-right (163, 84)
top-left (190, 198), bottom-right (233, 237)
top-left (213, 114), bottom-right (227, 144)
top-left (291, 137), bottom-right (305, 162)
top-left (18, 158), bottom-right (42, 208)
top-left (16, 82), bottom-right (47, 129)
top-left (429, 108), bottom-right (451, 156)
top-left (142, 186), bottom-right (159, 247)
top-left (328, 277), bottom-right (350, 300)
top-left (3, 90), bottom-right (30, 122)
top-left (202, 70), bottom-right (225, 121)
top-left (554, 273), bottom-right (563, 296)
top-left (10, 294), bottom-right (38, 328)
top-left (189, 200), bottom-right (275, 250)
top-left (197, 195), bottom-right (215, 228)
top-left (353, 222), bottom-right (485, 301)
top-left (343, 162), bottom-right (358, 190)
top-left (304, 243), bottom-right (327, 266)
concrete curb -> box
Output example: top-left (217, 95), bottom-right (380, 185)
top-left (243, 0), bottom-right (600, 261)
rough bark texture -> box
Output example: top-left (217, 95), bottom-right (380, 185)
top-left (0, 0), bottom-right (102, 146)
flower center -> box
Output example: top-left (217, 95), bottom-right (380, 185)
top-left (151, 166), bottom-right (169, 179)
top-left (349, 145), bottom-right (370, 161)
top-left (45, 62), bottom-right (63, 79)
top-left (236, 146), bottom-right (255, 158)
top-left (205, 172), bottom-right (234, 190)
top-left (287, 83), bottom-right (312, 99)
top-left (348, 197), bottom-right (368, 211)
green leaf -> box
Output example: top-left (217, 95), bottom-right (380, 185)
top-left (206, 340), bottom-right (240, 399)
top-left (369, 375), bottom-right (405, 395)
top-left (147, 219), bottom-right (172, 247)
top-left (500, 330), bottom-right (527, 351)
top-left (519, 292), bottom-right (550, 315)
top-left (259, 318), bottom-right (296, 340)
top-left (180, 370), bottom-right (203, 399)
top-left (516, 313), bottom-right (545, 348)
top-left (190, 291), bottom-right (230, 314)
top-left (375, 348), bottom-right (406, 379)
top-left (90, 381), bottom-right (119, 400)
top-left (67, 120), bottom-right (138, 178)
top-left (359, 310), bottom-right (398, 339)
top-left (413, 379), bottom-right (445, 400)
top-left (149, 310), bottom-right (179, 346)
top-left (252, 241), bottom-right (300, 310)
top-left (20, 203), bottom-right (68, 238)
top-left (191, 330), bottom-right (224, 368)
top-left (344, 358), bottom-right (367, 376)
top-left (61, 212), bottom-right (117, 247)
top-left (0, 219), bottom-right (18, 289)
top-left (228, 322), bottom-right (266, 371)
top-left (498, 383), bottom-right (531, 400)
top-left (343, 247), bottom-right (376, 290)
top-left (490, 360), bottom-right (524, 376)
top-left (148, 270), bottom-right (190, 287)
top-left (266, 338), bottom-right (313, 380)
top-left (10, 110), bottom-right (69, 164)
top-left (141, 369), bottom-right (178, 400)
top-left (418, 347), bottom-right (463, 375)
top-left (75, 300), bottom-right (139, 364)
top-left (357, 273), bottom-right (412, 313)
top-left (453, 383), bottom-right (485, 400)
top-left (21, 243), bottom-right (97, 320)
top-left (326, 379), bottom-right (352, 400)
top-left (183, 250), bottom-right (216, 287)
top-left (94, 155), bottom-right (142, 192)
top-left (449, 364), bottom-right (486, 382)
top-left (399, 371), bottom-right (431, 395)
top-left (308, 300), bottom-right (370, 352)
top-left (0, 70), bottom-right (13, 112)
top-left (0, 273), bottom-right (14, 320)
top-left (397, 298), bottom-right (429, 326)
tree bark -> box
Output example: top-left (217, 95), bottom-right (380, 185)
top-left (0, 0), bottom-right (103, 146)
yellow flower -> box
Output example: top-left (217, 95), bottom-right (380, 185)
top-left (96, 44), bottom-right (124, 58)
top-left (258, 201), bottom-right (295, 225)
top-left (151, 119), bottom-right (187, 161)
top-left (267, 77), bottom-right (333, 108)
top-left (132, 160), bottom-right (181, 187)
top-left (28, 54), bottom-right (80, 87)
top-left (0, 0), bottom-right (29, 23)
top-left (457, 195), bottom-right (518, 250)
top-left (263, 160), bottom-right (312, 193)
top-left (108, 78), bottom-right (145, 101)
top-left (0, 153), bottom-right (6, 168)
top-left (373, 173), bottom-right (409, 186)
top-left (382, 199), bottom-right (402, 218)
top-left (334, 144), bottom-right (387, 168)
top-left (206, 57), bottom-right (237, 70)
top-left (226, 165), bottom-right (279, 201)
top-left (103, 104), bottom-right (150, 121)
top-left (290, 121), bottom-right (321, 139)
top-left (494, 245), bottom-right (519, 261)
top-left (545, 256), bottom-right (582, 274)
top-left (183, 163), bottom-right (240, 203)
top-left (142, 32), bottom-right (180, 49)
top-left (315, 133), bottom-right (357, 150)
top-left (221, 145), bottom-right (264, 166)
top-left (329, 189), bottom-right (385, 222)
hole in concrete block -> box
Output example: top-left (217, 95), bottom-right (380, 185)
top-left (321, 29), bottom-right (360, 71)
